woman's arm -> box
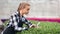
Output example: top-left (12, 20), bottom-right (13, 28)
top-left (24, 18), bottom-right (36, 28)
top-left (24, 18), bottom-right (32, 28)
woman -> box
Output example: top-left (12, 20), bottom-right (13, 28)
top-left (1, 2), bottom-right (36, 34)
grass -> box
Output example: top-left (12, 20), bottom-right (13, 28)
top-left (4, 20), bottom-right (60, 34)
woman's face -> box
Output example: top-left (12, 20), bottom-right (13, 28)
top-left (22, 5), bottom-right (30, 15)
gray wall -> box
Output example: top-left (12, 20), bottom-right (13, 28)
top-left (0, 0), bottom-right (60, 19)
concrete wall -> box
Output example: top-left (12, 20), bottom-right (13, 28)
top-left (0, 0), bottom-right (60, 19)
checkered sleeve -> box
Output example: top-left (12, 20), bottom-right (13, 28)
top-left (24, 18), bottom-right (32, 28)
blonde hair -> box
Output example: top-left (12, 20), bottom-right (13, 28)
top-left (17, 2), bottom-right (30, 11)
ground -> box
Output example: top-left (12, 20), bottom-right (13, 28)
top-left (4, 20), bottom-right (60, 34)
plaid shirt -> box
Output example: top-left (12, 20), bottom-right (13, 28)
top-left (7, 11), bottom-right (32, 31)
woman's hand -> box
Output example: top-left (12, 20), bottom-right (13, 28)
top-left (30, 24), bottom-right (37, 28)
